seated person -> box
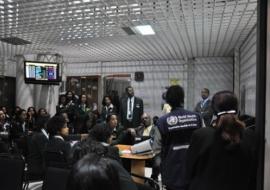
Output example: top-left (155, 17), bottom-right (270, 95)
top-left (0, 109), bottom-right (11, 153)
top-left (67, 153), bottom-right (121, 190)
top-left (128, 113), bottom-right (156, 143)
top-left (72, 124), bottom-right (121, 164)
top-left (101, 113), bottom-right (129, 146)
top-left (27, 116), bottom-right (49, 178)
top-left (57, 110), bottom-right (88, 141)
top-left (129, 113), bottom-right (161, 181)
top-left (71, 125), bottom-right (138, 190)
top-left (44, 115), bottom-right (71, 168)
top-left (10, 109), bottom-right (29, 156)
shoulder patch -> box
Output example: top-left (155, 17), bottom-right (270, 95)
top-left (167, 116), bottom-right (178, 125)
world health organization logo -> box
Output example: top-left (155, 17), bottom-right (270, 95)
top-left (167, 116), bottom-right (178, 125)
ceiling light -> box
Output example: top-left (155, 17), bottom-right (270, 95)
top-left (133, 8), bottom-right (141, 11)
top-left (134, 25), bottom-right (155, 35)
top-left (83, 0), bottom-right (91, 2)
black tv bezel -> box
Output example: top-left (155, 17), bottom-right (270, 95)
top-left (24, 61), bottom-right (61, 85)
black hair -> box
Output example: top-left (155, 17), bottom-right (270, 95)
top-left (88, 125), bottom-right (113, 143)
top-left (37, 108), bottom-right (47, 116)
top-left (47, 115), bottom-right (66, 137)
top-left (212, 91), bottom-right (238, 115)
top-left (27, 106), bottom-right (36, 113)
top-left (153, 116), bottom-right (159, 126)
top-left (15, 109), bottom-right (26, 121)
top-left (102, 95), bottom-right (112, 106)
top-left (166, 85), bottom-right (184, 109)
top-left (17, 109), bottom-right (26, 116)
top-left (105, 113), bottom-right (118, 123)
top-left (89, 124), bottom-right (113, 142)
top-left (125, 86), bottom-right (133, 93)
top-left (202, 88), bottom-right (210, 94)
top-left (58, 94), bottom-right (67, 105)
top-left (67, 153), bottom-right (120, 190)
top-left (34, 116), bottom-right (49, 130)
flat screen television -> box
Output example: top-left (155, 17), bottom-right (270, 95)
top-left (24, 61), bottom-right (61, 85)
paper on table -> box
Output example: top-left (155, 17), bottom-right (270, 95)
top-left (131, 139), bottom-right (153, 155)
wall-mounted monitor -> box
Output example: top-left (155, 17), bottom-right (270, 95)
top-left (24, 61), bottom-right (61, 85)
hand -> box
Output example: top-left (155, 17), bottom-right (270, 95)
top-left (127, 128), bottom-right (136, 136)
top-left (80, 133), bottom-right (89, 141)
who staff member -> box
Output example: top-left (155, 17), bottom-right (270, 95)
top-left (157, 85), bottom-right (202, 190)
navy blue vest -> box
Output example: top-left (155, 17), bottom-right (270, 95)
top-left (158, 107), bottom-right (202, 190)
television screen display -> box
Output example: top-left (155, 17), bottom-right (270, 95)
top-left (24, 61), bottom-right (61, 84)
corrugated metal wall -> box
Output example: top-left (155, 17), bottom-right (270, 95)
top-left (193, 57), bottom-right (234, 109)
top-left (239, 25), bottom-right (257, 116)
top-left (66, 57), bottom-right (233, 117)
top-left (0, 57), bottom-right (16, 77)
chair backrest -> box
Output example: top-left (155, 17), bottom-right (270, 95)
top-left (42, 167), bottom-right (70, 190)
top-left (44, 150), bottom-right (68, 168)
top-left (0, 153), bottom-right (25, 190)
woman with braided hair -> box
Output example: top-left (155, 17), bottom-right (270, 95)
top-left (185, 91), bottom-right (257, 190)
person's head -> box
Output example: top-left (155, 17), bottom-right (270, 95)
top-left (89, 125), bottom-right (113, 144)
top-left (59, 94), bottom-right (67, 105)
top-left (141, 113), bottom-right (151, 127)
top-left (1, 106), bottom-right (7, 114)
top-left (0, 110), bottom-right (5, 121)
top-left (125, 86), bottom-right (134, 98)
top-left (201, 88), bottom-right (210, 100)
top-left (80, 94), bottom-right (87, 104)
top-left (66, 91), bottom-right (74, 101)
top-left (38, 108), bottom-right (47, 117)
top-left (153, 116), bottom-right (159, 126)
top-left (17, 109), bottom-right (27, 121)
top-left (47, 115), bottom-right (69, 137)
top-left (34, 116), bottom-right (49, 131)
top-left (212, 91), bottom-right (245, 145)
top-left (15, 106), bottom-right (21, 113)
top-left (27, 106), bottom-right (36, 116)
top-left (102, 95), bottom-right (112, 106)
top-left (60, 111), bottom-right (70, 123)
top-left (106, 113), bottom-right (118, 129)
top-left (68, 153), bottom-right (120, 190)
top-left (166, 85), bottom-right (184, 109)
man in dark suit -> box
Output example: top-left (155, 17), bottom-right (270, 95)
top-left (194, 88), bottom-right (213, 127)
top-left (119, 86), bottom-right (144, 129)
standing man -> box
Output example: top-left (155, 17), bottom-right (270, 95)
top-left (119, 86), bottom-right (143, 130)
top-left (194, 88), bottom-right (213, 127)
top-left (157, 85), bottom-right (202, 190)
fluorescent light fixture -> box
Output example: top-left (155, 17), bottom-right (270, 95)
top-left (134, 25), bottom-right (155, 35)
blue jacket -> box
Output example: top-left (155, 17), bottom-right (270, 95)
top-left (157, 107), bottom-right (202, 190)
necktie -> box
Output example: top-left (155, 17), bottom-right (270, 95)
top-left (128, 98), bottom-right (132, 120)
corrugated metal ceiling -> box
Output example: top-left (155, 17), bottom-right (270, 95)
top-left (0, 0), bottom-right (257, 62)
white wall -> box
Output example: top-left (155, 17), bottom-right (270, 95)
top-left (239, 25), bottom-right (257, 116)
top-left (66, 57), bottom-right (233, 117)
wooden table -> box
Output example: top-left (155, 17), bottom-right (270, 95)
top-left (116, 144), bottom-right (154, 184)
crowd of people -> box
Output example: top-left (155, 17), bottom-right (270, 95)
top-left (0, 85), bottom-right (257, 190)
